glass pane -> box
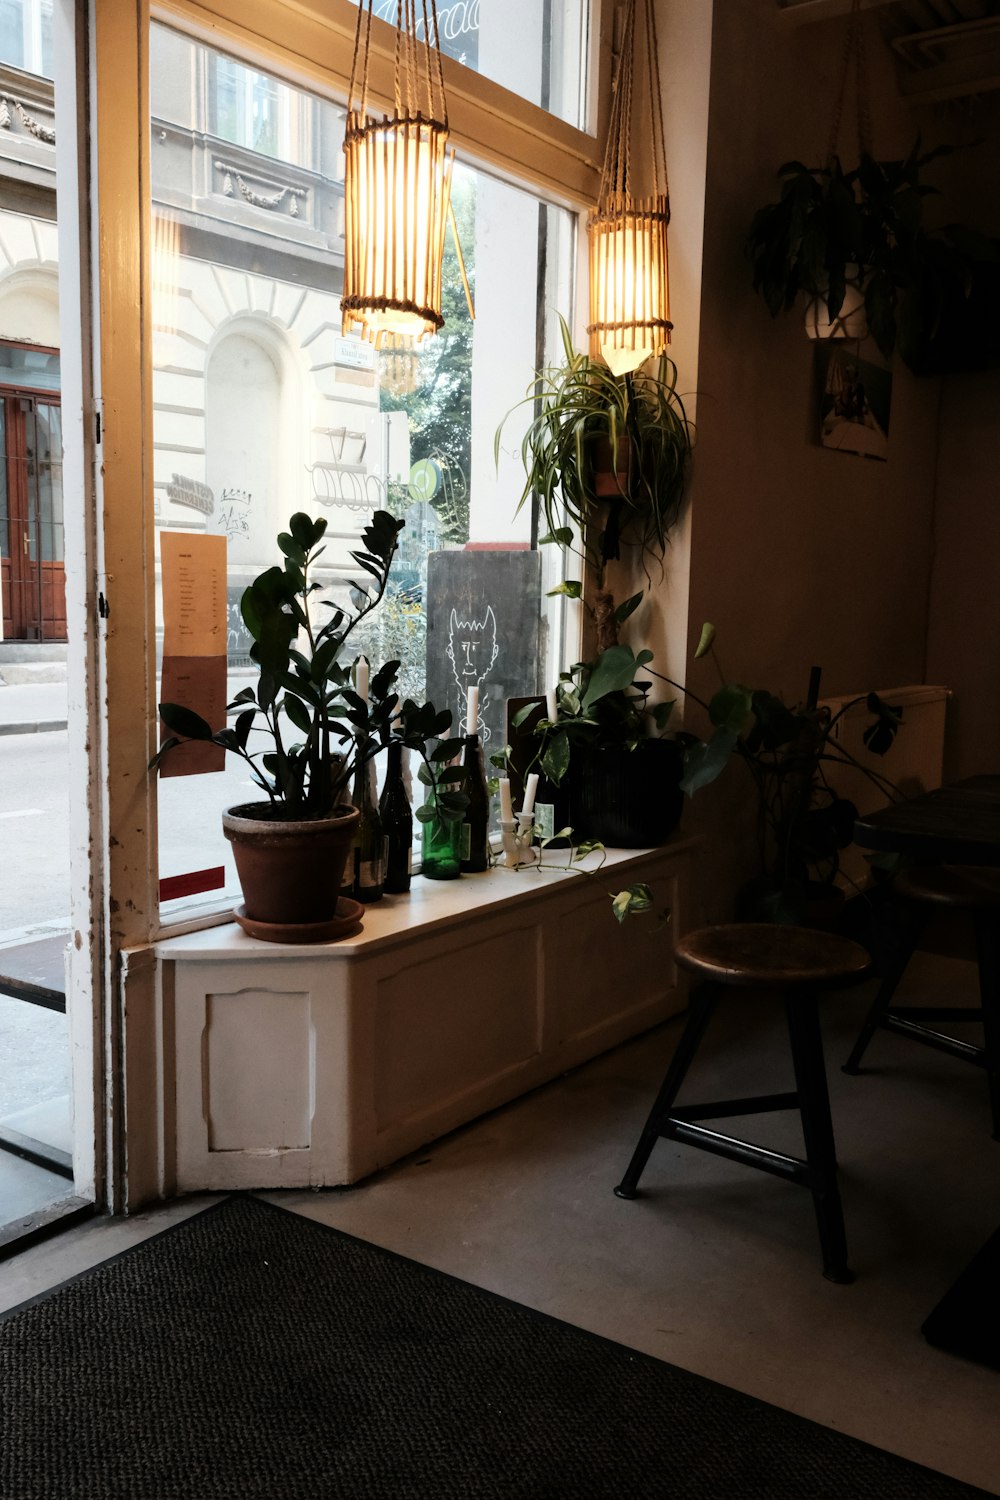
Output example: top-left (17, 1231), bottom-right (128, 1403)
top-left (0, 0), bottom-right (25, 68)
top-left (211, 55), bottom-right (291, 163)
top-left (343, 0), bottom-right (590, 130)
top-left (0, 344), bottom-right (61, 393)
top-left (150, 22), bottom-right (575, 916)
top-left (30, 402), bottom-right (62, 562)
top-left (0, 403), bottom-right (8, 559)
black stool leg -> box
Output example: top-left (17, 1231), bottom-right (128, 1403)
top-left (843, 907), bottom-right (927, 1075)
top-left (786, 990), bottom-right (854, 1284)
top-left (615, 984), bottom-right (718, 1200)
top-left (974, 911), bottom-right (1000, 1142)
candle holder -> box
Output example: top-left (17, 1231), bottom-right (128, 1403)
top-left (501, 814), bottom-right (538, 868)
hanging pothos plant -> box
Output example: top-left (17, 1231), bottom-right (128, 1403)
top-left (747, 140), bottom-right (1000, 372)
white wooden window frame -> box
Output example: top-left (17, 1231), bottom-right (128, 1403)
top-left (91, 0), bottom-right (609, 950)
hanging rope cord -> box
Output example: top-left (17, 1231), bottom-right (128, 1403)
top-left (825, 0), bottom-right (872, 167)
top-left (347, 0), bottom-right (447, 124)
top-left (597, 0), bottom-right (669, 209)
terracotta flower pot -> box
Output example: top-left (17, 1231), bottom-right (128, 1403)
top-left (222, 802), bottom-right (360, 927)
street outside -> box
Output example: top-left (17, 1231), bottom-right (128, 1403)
top-left (0, 677), bottom-right (260, 1137)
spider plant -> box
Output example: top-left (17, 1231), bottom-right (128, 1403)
top-left (496, 315), bottom-right (692, 618)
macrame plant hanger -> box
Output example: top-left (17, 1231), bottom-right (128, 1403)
top-left (806, 0), bottom-right (872, 340)
top-left (587, 0), bottom-right (672, 377)
top-left (341, 0), bottom-right (473, 350)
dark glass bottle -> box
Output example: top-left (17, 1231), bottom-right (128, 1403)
top-left (379, 740), bottom-right (412, 894)
top-left (460, 735), bottom-right (490, 873)
top-left (352, 748), bottom-right (386, 903)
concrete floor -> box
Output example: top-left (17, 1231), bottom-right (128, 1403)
top-left (1, 950), bottom-right (998, 1495)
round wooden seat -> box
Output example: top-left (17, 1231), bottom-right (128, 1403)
top-left (894, 864), bottom-right (1000, 910)
top-left (675, 923), bottom-right (871, 990)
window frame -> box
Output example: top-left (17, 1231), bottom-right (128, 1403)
top-left (93, 0), bottom-right (609, 954)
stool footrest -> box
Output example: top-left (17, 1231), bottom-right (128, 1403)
top-left (891, 1005), bottom-right (982, 1024)
top-left (671, 1091), bottom-right (800, 1123)
top-left (885, 1013), bottom-right (985, 1066)
top-left (660, 1118), bottom-right (810, 1185)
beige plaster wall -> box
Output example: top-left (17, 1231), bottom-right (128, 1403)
top-left (923, 100), bottom-right (1000, 781)
top-left (671, 0), bottom-right (945, 920)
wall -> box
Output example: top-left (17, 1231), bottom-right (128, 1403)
top-left (924, 98), bottom-right (1000, 781)
top-left (673, 0), bottom-right (945, 919)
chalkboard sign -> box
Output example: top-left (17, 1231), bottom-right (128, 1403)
top-left (425, 549), bottom-right (541, 752)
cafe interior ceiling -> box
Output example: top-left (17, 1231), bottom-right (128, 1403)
top-left (779, 0), bottom-right (1000, 102)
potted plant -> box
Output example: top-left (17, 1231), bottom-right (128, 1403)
top-left (746, 141), bottom-right (1000, 372)
top-left (676, 624), bottom-right (904, 925)
top-left (496, 315), bottom-right (693, 652)
top-left (151, 510), bottom-right (460, 937)
top-left (508, 637), bottom-right (686, 850)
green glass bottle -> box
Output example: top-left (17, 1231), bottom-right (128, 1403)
top-left (422, 797), bottom-right (463, 880)
top-left (460, 735), bottom-right (490, 873)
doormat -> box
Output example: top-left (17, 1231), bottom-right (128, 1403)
top-left (0, 1195), bottom-right (990, 1499)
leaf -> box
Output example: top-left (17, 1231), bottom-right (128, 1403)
top-left (541, 733), bottom-right (571, 785)
top-left (417, 762), bottom-right (434, 786)
top-left (652, 700), bottom-right (676, 731)
top-left (158, 703), bottom-right (214, 740)
top-left (708, 684), bottom-right (752, 736)
top-left (694, 622), bottom-right (716, 659)
top-left (547, 580), bottom-right (583, 600)
top-left (614, 591), bottom-right (643, 625)
top-left (680, 730), bottom-right (737, 794)
top-left (612, 883), bottom-right (654, 922)
top-left (538, 527), bottom-right (574, 546)
top-left (580, 645), bottom-right (641, 712)
top-left (233, 709), bottom-right (256, 749)
top-left (283, 694), bottom-right (313, 737)
top-left (512, 702), bottom-right (540, 729)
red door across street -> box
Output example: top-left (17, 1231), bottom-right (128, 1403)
top-left (0, 356), bottom-right (65, 642)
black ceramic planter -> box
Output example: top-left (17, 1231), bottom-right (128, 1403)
top-left (566, 738), bottom-right (684, 849)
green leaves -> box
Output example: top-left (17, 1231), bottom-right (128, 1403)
top-left (547, 580), bottom-right (583, 600)
top-left (680, 729), bottom-right (737, 795)
top-left (580, 645), bottom-right (644, 713)
top-left (541, 732), bottom-right (570, 786)
top-left (708, 684), bottom-right (753, 736)
top-left (157, 703), bottom-right (213, 740)
top-left (694, 621), bottom-right (716, 659)
top-left (611, 883), bottom-right (654, 923)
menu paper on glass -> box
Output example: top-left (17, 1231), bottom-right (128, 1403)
top-left (159, 532), bottom-right (228, 777)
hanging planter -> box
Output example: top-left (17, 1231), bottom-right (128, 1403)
top-left (804, 266), bottom-right (868, 342)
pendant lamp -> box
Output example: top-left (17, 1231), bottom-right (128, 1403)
top-left (342, 0), bottom-right (455, 347)
top-left (587, 0), bottom-right (671, 377)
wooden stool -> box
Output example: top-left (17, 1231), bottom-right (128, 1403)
top-left (615, 923), bottom-right (870, 1284)
top-left (843, 865), bottom-right (1000, 1139)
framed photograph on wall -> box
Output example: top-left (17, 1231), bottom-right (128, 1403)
top-left (815, 344), bottom-right (892, 462)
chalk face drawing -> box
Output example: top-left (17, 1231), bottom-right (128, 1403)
top-left (447, 605), bottom-right (498, 740)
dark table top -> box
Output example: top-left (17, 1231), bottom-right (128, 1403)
top-left (853, 775), bottom-right (1000, 867)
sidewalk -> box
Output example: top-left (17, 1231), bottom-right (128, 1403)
top-left (0, 682), bottom-right (68, 736)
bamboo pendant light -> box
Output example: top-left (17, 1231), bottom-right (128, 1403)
top-left (587, 0), bottom-right (671, 377)
top-left (342, 0), bottom-right (454, 346)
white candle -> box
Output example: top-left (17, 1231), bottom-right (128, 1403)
top-left (467, 684), bottom-right (479, 734)
top-left (355, 657), bottom-right (369, 706)
top-left (546, 688), bottom-right (558, 722)
top-left (499, 777), bottom-right (513, 822)
top-left (522, 773), bottom-right (539, 818)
